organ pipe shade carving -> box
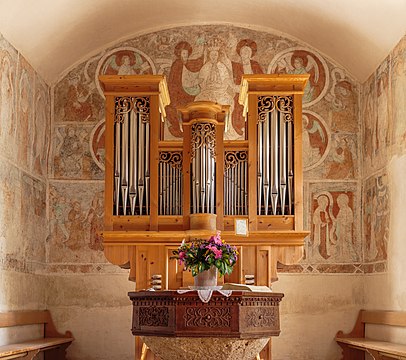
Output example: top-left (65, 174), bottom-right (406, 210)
top-left (114, 96), bottom-right (151, 216)
top-left (257, 96), bottom-right (294, 216)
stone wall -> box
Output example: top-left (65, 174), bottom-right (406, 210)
top-left (0, 33), bottom-right (49, 344)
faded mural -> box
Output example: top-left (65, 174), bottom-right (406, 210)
top-left (0, 34), bottom-right (49, 274)
top-left (49, 182), bottom-right (105, 263)
top-left (51, 24), bottom-right (363, 274)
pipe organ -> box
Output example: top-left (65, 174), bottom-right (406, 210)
top-left (99, 73), bottom-right (309, 289)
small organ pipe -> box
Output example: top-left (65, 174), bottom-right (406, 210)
top-left (114, 121), bottom-right (121, 215)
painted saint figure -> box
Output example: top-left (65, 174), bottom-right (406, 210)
top-left (231, 39), bottom-right (263, 136)
top-left (166, 41), bottom-right (204, 137)
top-left (195, 38), bottom-right (235, 136)
top-left (312, 194), bottom-right (334, 260)
top-left (334, 194), bottom-right (355, 260)
top-left (64, 73), bottom-right (93, 122)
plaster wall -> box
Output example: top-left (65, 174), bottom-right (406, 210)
top-left (0, 33), bottom-right (50, 344)
top-left (361, 35), bottom-right (406, 343)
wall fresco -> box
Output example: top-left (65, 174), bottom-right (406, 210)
top-left (375, 58), bottom-right (391, 168)
top-left (31, 77), bottom-right (50, 177)
top-left (326, 68), bottom-right (359, 133)
top-left (16, 56), bottom-right (35, 170)
top-left (0, 35), bottom-right (48, 274)
top-left (48, 182), bottom-right (105, 263)
top-left (305, 183), bottom-right (360, 264)
top-left (302, 110), bottom-right (330, 171)
top-left (363, 172), bottom-right (389, 263)
top-left (52, 124), bottom-right (103, 179)
top-left (0, 37), bottom-right (17, 162)
top-left (361, 75), bottom-right (377, 174)
top-left (323, 134), bottom-right (358, 180)
top-left (54, 25), bottom-right (357, 181)
top-left (51, 24), bottom-right (361, 272)
top-left (21, 174), bottom-right (46, 263)
top-left (391, 35), bottom-right (406, 153)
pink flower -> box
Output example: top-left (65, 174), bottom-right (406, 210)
top-left (213, 231), bottom-right (222, 245)
top-left (210, 247), bottom-right (223, 259)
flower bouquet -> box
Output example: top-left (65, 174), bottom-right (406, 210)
top-left (171, 232), bottom-right (239, 277)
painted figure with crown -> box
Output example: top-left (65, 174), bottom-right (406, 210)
top-left (195, 37), bottom-right (236, 135)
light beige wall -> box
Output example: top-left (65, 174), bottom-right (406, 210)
top-left (45, 274), bottom-right (134, 360)
top-left (272, 274), bottom-right (364, 360)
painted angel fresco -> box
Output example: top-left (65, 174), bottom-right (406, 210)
top-left (101, 50), bottom-right (153, 75)
top-left (269, 49), bottom-right (328, 106)
top-left (302, 111), bottom-right (329, 170)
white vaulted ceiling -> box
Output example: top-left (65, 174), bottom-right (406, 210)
top-left (0, 0), bottom-right (405, 84)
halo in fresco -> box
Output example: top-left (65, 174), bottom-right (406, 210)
top-left (302, 110), bottom-right (330, 171)
top-left (95, 47), bottom-right (156, 97)
top-left (89, 119), bottom-right (105, 171)
top-left (268, 47), bottom-right (329, 107)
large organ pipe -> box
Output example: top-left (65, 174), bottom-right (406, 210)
top-left (195, 147), bottom-right (201, 213)
top-left (145, 121), bottom-right (150, 215)
top-left (201, 144), bottom-right (206, 212)
top-left (263, 111), bottom-right (270, 215)
top-left (129, 110), bottom-right (137, 216)
top-left (287, 120), bottom-right (294, 215)
top-left (279, 113), bottom-right (287, 215)
top-left (138, 117), bottom-right (145, 215)
top-left (270, 109), bottom-right (279, 215)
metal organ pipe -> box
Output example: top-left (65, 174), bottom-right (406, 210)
top-left (257, 96), bottom-right (294, 216)
top-left (113, 97), bottom-right (150, 217)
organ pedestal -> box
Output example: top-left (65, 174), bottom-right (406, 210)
top-left (99, 74), bottom-right (309, 359)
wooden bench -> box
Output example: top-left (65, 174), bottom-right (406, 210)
top-left (335, 310), bottom-right (406, 360)
top-left (0, 310), bottom-right (73, 359)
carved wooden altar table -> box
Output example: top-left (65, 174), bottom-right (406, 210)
top-left (129, 290), bottom-right (283, 360)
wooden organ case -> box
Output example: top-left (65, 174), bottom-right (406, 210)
top-left (99, 74), bottom-right (309, 359)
